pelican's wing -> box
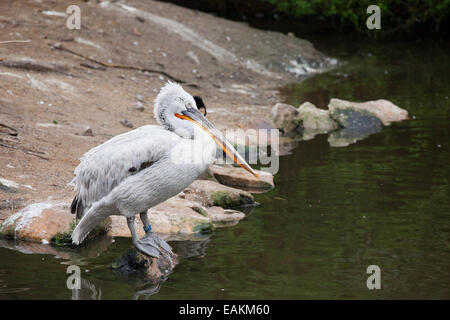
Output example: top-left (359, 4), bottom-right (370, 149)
top-left (71, 125), bottom-right (179, 219)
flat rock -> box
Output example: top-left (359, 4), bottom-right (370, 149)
top-left (328, 98), bottom-right (408, 126)
top-left (271, 103), bottom-right (301, 134)
top-left (208, 165), bottom-right (274, 191)
top-left (184, 178), bottom-right (255, 207)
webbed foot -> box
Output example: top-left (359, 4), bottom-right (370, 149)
top-left (134, 232), bottom-right (173, 258)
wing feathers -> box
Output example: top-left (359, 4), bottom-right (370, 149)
top-left (71, 125), bottom-right (179, 217)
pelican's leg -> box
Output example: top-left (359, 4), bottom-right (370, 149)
top-left (139, 211), bottom-right (152, 234)
top-left (126, 216), bottom-right (139, 244)
top-left (127, 216), bottom-right (160, 258)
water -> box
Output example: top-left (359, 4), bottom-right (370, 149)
top-left (1, 38), bottom-right (449, 299)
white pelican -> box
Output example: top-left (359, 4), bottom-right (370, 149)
top-left (70, 81), bottom-right (257, 257)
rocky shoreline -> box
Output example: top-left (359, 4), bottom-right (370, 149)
top-left (1, 0), bottom-right (331, 228)
top-left (0, 0), bottom-right (409, 247)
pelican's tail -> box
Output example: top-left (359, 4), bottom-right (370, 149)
top-left (71, 202), bottom-right (111, 245)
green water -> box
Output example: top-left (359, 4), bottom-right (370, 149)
top-left (1, 38), bottom-right (449, 299)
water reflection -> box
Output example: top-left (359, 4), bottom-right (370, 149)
top-left (0, 232), bottom-right (213, 299)
top-left (328, 126), bottom-right (382, 147)
top-left (71, 278), bottom-right (102, 300)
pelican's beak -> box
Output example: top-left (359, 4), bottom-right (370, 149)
top-left (175, 107), bottom-right (258, 177)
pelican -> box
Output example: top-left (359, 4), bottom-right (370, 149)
top-left (70, 82), bottom-right (257, 257)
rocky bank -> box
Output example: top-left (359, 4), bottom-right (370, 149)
top-left (0, 0), bottom-right (334, 242)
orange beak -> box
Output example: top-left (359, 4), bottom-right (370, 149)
top-left (175, 110), bottom-right (258, 177)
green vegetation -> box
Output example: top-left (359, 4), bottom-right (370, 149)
top-left (212, 191), bottom-right (253, 208)
top-left (262, 0), bottom-right (450, 32)
top-left (52, 220), bottom-right (76, 246)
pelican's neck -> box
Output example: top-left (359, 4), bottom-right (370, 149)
top-left (192, 125), bottom-right (217, 167)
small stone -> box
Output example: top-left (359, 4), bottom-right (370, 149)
top-left (81, 126), bottom-right (93, 136)
top-left (186, 51), bottom-right (200, 64)
top-left (136, 94), bottom-right (144, 102)
top-left (135, 101), bottom-right (144, 111)
top-left (120, 119), bottom-right (134, 128)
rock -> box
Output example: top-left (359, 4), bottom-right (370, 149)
top-left (297, 102), bottom-right (338, 132)
top-left (271, 103), bottom-right (301, 134)
top-left (120, 119), bottom-right (134, 128)
top-left (0, 177), bottom-right (19, 193)
top-left (186, 51), bottom-right (200, 64)
top-left (330, 107), bottom-right (383, 130)
top-left (80, 126), bottom-right (93, 136)
top-left (135, 101), bottom-right (144, 111)
top-left (207, 206), bottom-right (245, 225)
top-left (208, 165), bottom-right (274, 191)
top-left (136, 94), bottom-right (144, 102)
top-left (183, 179), bottom-right (255, 207)
top-left (110, 247), bottom-right (177, 284)
top-left (0, 202), bottom-right (73, 243)
top-left (0, 201), bottom-right (109, 244)
top-left (328, 98), bottom-right (408, 127)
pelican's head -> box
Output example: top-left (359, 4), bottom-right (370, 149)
top-left (154, 81), bottom-right (257, 177)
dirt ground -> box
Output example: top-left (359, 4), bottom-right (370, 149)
top-left (0, 0), bottom-right (331, 222)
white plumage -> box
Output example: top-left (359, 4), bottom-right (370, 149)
top-left (70, 82), bottom-right (256, 257)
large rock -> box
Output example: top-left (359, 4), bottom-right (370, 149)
top-left (0, 202), bottom-right (73, 243)
top-left (328, 98), bottom-right (408, 127)
top-left (0, 201), bottom-right (109, 244)
top-left (271, 103), bottom-right (302, 134)
top-left (208, 165), bottom-right (274, 191)
top-left (297, 102), bottom-right (338, 132)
